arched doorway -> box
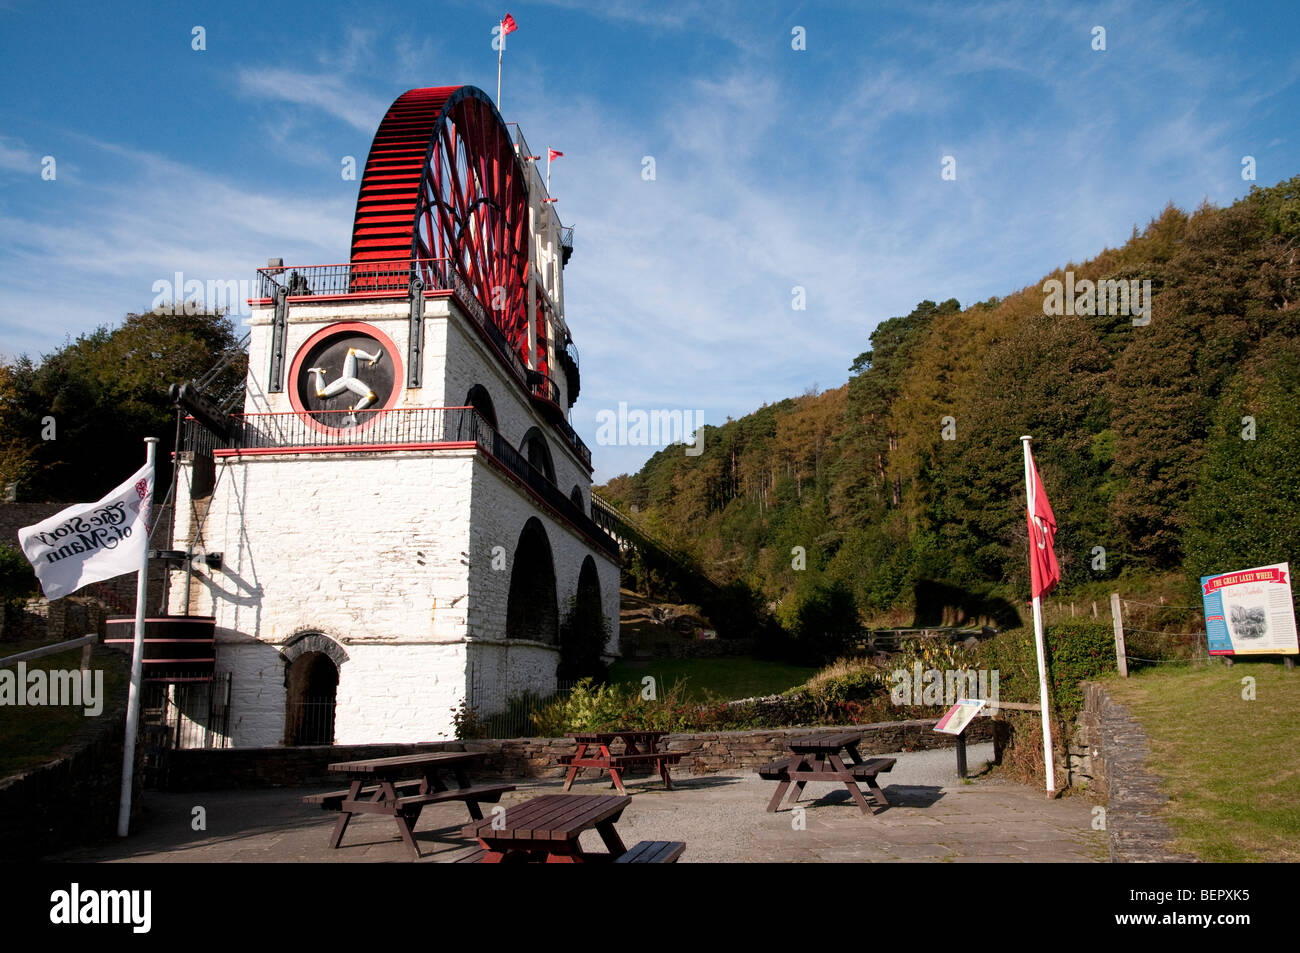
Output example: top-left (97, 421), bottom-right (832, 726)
top-left (464, 384), bottom-right (498, 430)
top-left (519, 427), bottom-right (555, 483)
top-left (283, 634), bottom-right (346, 746)
top-left (506, 517), bottom-right (558, 644)
top-left (559, 555), bottom-right (607, 681)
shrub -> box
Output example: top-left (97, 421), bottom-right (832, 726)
top-left (789, 656), bottom-right (891, 718)
top-left (0, 542), bottom-right (36, 607)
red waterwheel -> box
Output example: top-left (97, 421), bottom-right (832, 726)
top-left (350, 86), bottom-right (532, 367)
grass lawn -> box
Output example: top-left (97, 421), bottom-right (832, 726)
top-left (609, 656), bottom-right (818, 702)
top-left (1104, 661), bottom-right (1300, 862)
top-left (0, 642), bottom-right (129, 778)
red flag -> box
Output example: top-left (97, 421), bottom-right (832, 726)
top-left (1026, 447), bottom-right (1060, 599)
top-left (548, 149), bottom-right (563, 161)
top-left (501, 13), bottom-right (518, 34)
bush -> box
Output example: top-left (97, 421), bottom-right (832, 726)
top-left (789, 656), bottom-right (891, 718)
top-left (974, 622), bottom-right (1117, 787)
top-left (1042, 619), bottom-right (1117, 719)
top-left (0, 543), bottom-right (36, 607)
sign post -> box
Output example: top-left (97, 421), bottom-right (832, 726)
top-left (117, 437), bottom-right (158, 837)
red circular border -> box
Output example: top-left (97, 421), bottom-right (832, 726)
top-left (287, 322), bottom-right (404, 435)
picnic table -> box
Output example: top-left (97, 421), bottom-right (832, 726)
top-left (458, 793), bottom-right (684, 863)
top-left (757, 731), bottom-right (895, 816)
top-left (560, 730), bottom-right (683, 794)
top-left (303, 751), bottom-right (514, 858)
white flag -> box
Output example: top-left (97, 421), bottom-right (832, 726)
top-left (17, 462), bottom-right (154, 600)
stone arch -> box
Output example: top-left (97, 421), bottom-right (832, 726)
top-left (520, 426), bottom-right (556, 483)
top-left (569, 484), bottom-right (585, 511)
top-left (282, 632), bottom-right (344, 746)
top-left (505, 517), bottom-right (558, 644)
top-left (559, 555), bottom-right (607, 681)
top-left (464, 383), bottom-right (498, 431)
top-left (281, 631), bottom-right (349, 668)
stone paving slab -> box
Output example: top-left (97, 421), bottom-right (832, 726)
top-left (49, 745), bottom-right (1106, 863)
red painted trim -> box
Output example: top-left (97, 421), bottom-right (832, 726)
top-left (286, 322), bottom-right (404, 437)
top-left (286, 292), bottom-right (408, 304)
top-left (103, 639), bottom-right (215, 645)
top-left (213, 441), bottom-right (479, 458)
top-left (106, 617), bottom-right (216, 625)
top-left (144, 677), bottom-right (215, 682)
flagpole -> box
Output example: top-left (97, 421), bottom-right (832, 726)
top-left (546, 149), bottom-right (551, 194)
top-left (1021, 435), bottom-right (1056, 794)
top-left (117, 436), bottom-right (158, 837)
top-left (496, 20), bottom-right (504, 111)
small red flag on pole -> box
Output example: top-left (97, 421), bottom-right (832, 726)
top-left (546, 149), bottom-right (563, 194)
top-left (1026, 446), bottom-right (1060, 599)
top-left (496, 14), bottom-right (518, 111)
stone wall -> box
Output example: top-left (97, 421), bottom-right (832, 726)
top-left (161, 717), bottom-right (994, 791)
top-left (1074, 681), bottom-right (1198, 862)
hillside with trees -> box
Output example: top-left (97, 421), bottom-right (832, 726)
top-left (598, 176), bottom-right (1300, 645)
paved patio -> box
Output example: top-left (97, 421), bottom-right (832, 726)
top-left (51, 744), bottom-right (1106, 863)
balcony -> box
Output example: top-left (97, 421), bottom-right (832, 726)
top-left (181, 409), bottom-right (614, 556)
top-left (254, 257), bottom-right (591, 469)
top-left (256, 258), bottom-right (529, 386)
top-left (560, 226), bottom-right (574, 266)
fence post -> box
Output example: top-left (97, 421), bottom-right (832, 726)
top-left (1110, 592), bottom-right (1128, 678)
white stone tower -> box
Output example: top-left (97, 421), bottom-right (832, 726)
top-left (167, 86), bottom-right (620, 747)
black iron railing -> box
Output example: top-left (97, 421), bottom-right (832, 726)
top-left (528, 370), bottom-right (560, 406)
top-left (183, 407), bottom-right (483, 455)
top-left (182, 408), bottom-right (615, 555)
top-left (552, 416), bottom-right (591, 469)
top-left (256, 258), bottom-right (531, 386)
top-left (286, 698), bottom-right (337, 746)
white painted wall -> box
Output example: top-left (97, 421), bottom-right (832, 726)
top-left (169, 287), bottom-right (619, 745)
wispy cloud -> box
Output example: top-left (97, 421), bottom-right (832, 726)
top-left (236, 67), bottom-right (389, 132)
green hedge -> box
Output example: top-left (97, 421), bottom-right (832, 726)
top-left (976, 620), bottom-right (1116, 719)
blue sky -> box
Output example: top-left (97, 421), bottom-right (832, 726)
top-left (2, 0), bottom-right (1298, 481)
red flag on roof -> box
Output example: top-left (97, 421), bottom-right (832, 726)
top-left (1026, 446), bottom-right (1060, 599)
top-left (501, 13), bottom-right (518, 34)
top-left (548, 149), bottom-right (563, 161)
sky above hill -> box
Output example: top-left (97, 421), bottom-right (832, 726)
top-left (2, 0), bottom-right (1298, 480)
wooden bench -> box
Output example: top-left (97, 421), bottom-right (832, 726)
top-left (847, 757), bottom-right (896, 780)
top-left (757, 756), bottom-right (798, 780)
top-left (614, 840), bottom-right (686, 863)
top-left (303, 779), bottom-right (424, 809)
top-left (304, 781), bottom-right (513, 814)
top-left (392, 784), bottom-right (515, 814)
top-left (309, 752), bottom-right (514, 858)
top-left (610, 752), bottom-right (683, 766)
top-left (561, 732), bottom-right (683, 793)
